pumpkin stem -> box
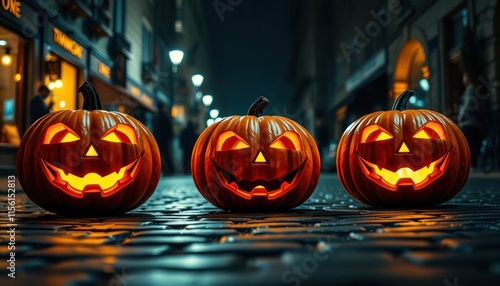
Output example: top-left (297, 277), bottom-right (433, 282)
top-left (392, 90), bottom-right (414, 111)
top-left (247, 96), bottom-right (270, 116)
top-left (79, 81), bottom-right (103, 111)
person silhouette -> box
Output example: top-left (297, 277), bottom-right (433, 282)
top-left (154, 103), bottom-right (175, 176)
top-left (458, 72), bottom-right (490, 169)
top-left (180, 120), bottom-right (198, 174)
top-left (30, 86), bottom-right (53, 125)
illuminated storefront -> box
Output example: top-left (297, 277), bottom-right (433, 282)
top-left (393, 39), bottom-right (428, 109)
top-left (44, 26), bottom-right (86, 112)
top-left (127, 80), bottom-right (156, 130)
top-left (0, 26), bottom-right (23, 145)
top-left (1, 0), bottom-right (168, 174)
top-left (0, 0), bottom-right (38, 147)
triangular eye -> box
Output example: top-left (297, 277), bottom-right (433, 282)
top-left (361, 125), bottom-right (393, 143)
top-left (102, 124), bottom-right (138, 144)
top-left (413, 122), bottom-right (447, 140)
top-left (43, 123), bottom-right (81, 145)
top-left (217, 131), bottom-right (250, 151)
top-left (270, 131), bottom-right (302, 151)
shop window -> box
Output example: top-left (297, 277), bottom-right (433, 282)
top-left (142, 20), bottom-right (157, 83)
top-left (142, 23), bottom-right (152, 63)
top-left (449, 8), bottom-right (469, 54)
top-left (113, 0), bottom-right (125, 34)
top-left (0, 27), bottom-right (22, 146)
top-left (44, 54), bottom-right (79, 112)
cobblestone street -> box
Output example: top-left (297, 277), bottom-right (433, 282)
top-left (1, 173), bottom-right (500, 286)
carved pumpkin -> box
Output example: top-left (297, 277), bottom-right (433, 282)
top-left (192, 96), bottom-right (321, 211)
top-left (17, 82), bottom-right (161, 215)
top-left (336, 90), bottom-right (470, 207)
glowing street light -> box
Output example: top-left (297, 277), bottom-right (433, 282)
top-left (168, 50), bottom-right (184, 72)
top-left (191, 74), bottom-right (204, 87)
top-left (209, 109), bottom-right (219, 119)
top-left (419, 78), bottom-right (430, 91)
top-left (202, 94), bottom-right (213, 106)
top-left (206, 118), bottom-right (215, 126)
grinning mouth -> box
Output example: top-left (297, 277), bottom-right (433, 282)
top-left (39, 152), bottom-right (143, 198)
top-left (357, 151), bottom-right (450, 191)
top-left (212, 159), bottom-right (305, 200)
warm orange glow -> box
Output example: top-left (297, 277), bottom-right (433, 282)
top-left (45, 60), bottom-right (77, 111)
top-left (397, 142), bottom-right (411, 153)
top-left (413, 130), bottom-right (431, 139)
top-left (358, 152), bottom-right (450, 191)
top-left (253, 151), bottom-right (267, 163)
top-left (361, 125), bottom-right (393, 143)
top-left (227, 181), bottom-right (295, 200)
top-left (270, 131), bottom-right (302, 151)
top-left (58, 168), bottom-right (127, 191)
top-left (102, 132), bottom-right (121, 142)
top-left (171, 104), bottom-right (185, 119)
top-left (421, 66), bottom-right (430, 79)
top-left (393, 82), bottom-right (409, 99)
top-left (43, 123), bottom-right (80, 145)
top-left (60, 132), bottom-right (79, 143)
top-left (217, 131), bottom-right (250, 151)
top-left (40, 155), bottom-right (142, 198)
top-left (213, 159), bottom-right (306, 200)
top-left (413, 122), bottom-right (446, 140)
top-left (393, 39), bottom-right (426, 99)
top-left (234, 141), bottom-right (249, 149)
top-left (102, 124), bottom-right (138, 144)
top-left (84, 145), bottom-right (99, 157)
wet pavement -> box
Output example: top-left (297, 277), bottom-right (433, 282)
top-left (1, 173), bottom-right (500, 286)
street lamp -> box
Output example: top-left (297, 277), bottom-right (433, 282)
top-left (168, 50), bottom-right (184, 72)
top-left (192, 74), bottom-right (204, 102)
top-left (202, 94), bottom-right (213, 107)
top-left (206, 118), bottom-right (215, 126)
top-left (191, 74), bottom-right (204, 87)
top-left (209, 109), bottom-right (219, 119)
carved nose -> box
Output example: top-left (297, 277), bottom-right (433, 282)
top-left (84, 144), bottom-right (100, 157)
top-left (397, 141), bottom-right (411, 154)
top-left (253, 151), bottom-right (267, 163)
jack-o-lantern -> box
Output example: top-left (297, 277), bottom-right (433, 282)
top-left (336, 90), bottom-right (470, 207)
top-left (17, 82), bottom-right (161, 215)
top-left (192, 96), bottom-right (321, 211)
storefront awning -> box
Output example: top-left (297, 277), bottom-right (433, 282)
top-left (331, 50), bottom-right (387, 111)
top-left (90, 76), bottom-right (157, 113)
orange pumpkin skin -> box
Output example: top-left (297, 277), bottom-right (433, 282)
top-left (17, 82), bottom-right (161, 215)
top-left (336, 90), bottom-right (470, 207)
top-left (192, 97), bottom-right (321, 211)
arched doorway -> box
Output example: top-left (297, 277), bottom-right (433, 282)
top-left (393, 39), bottom-right (429, 108)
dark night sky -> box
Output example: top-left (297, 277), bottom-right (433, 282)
top-left (202, 0), bottom-right (294, 117)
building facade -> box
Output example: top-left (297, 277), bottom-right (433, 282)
top-left (291, 0), bottom-right (500, 160)
top-left (0, 0), bottom-right (177, 174)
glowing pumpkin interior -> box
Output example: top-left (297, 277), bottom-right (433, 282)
top-left (39, 123), bottom-right (143, 198)
top-left (212, 130), bottom-right (305, 200)
top-left (356, 121), bottom-right (451, 191)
